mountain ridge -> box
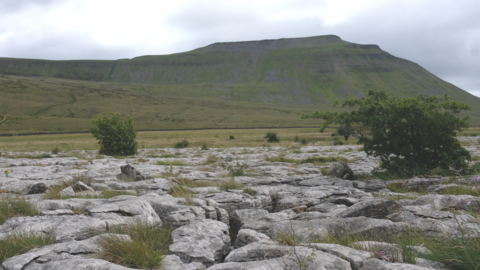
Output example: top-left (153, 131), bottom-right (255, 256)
top-left (1, 35), bottom-right (480, 133)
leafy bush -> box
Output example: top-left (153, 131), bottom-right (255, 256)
top-left (229, 135), bottom-right (235, 140)
top-left (174, 140), bottom-right (189, 148)
top-left (200, 142), bottom-right (208, 150)
top-left (265, 132), bottom-right (279, 143)
top-left (51, 147), bottom-right (59, 154)
top-left (91, 112), bottom-right (138, 156)
top-left (303, 91), bottom-right (472, 176)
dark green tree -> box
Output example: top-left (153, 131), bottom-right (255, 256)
top-left (91, 112), bottom-right (138, 156)
top-left (302, 91), bottom-right (472, 175)
top-left (265, 132), bottom-right (280, 143)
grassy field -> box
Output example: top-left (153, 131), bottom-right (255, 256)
top-left (0, 127), bottom-right (357, 152)
top-left (2, 35), bottom-right (480, 133)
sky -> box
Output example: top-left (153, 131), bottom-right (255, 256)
top-left (1, 0), bottom-right (479, 96)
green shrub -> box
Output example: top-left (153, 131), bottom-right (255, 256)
top-left (300, 138), bottom-right (308, 145)
top-left (229, 135), bottom-right (235, 140)
top-left (304, 91), bottom-right (471, 177)
top-left (0, 233), bottom-right (54, 264)
top-left (200, 142), bottom-right (208, 150)
top-left (174, 140), bottom-right (189, 148)
top-left (98, 222), bottom-right (173, 269)
top-left (51, 147), bottom-right (59, 154)
top-left (265, 132), bottom-right (279, 143)
top-left (91, 112), bottom-right (138, 156)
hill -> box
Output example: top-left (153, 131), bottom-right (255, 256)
top-left (1, 35), bottom-right (479, 133)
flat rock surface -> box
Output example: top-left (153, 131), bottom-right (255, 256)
top-left (1, 144), bottom-right (479, 269)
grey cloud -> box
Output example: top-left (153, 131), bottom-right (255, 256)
top-left (167, 2), bottom-right (261, 31)
top-left (0, 32), bottom-right (135, 60)
top-left (0, 0), bottom-right (63, 13)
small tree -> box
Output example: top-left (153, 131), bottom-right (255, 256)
top-left (302, 91), bottom-right (472, 175)
top-left (265, 132), bottom-right (280, 143)
top-left (91, 112), bottom-right (138, 156)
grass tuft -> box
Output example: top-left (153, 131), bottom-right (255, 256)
top-left (0, 233), bottom-right (54, 264)
top-left (218, 179), bottom-right (244, 190)
top-left (98, 222), bottom-right (173, 269)
top-left (168, 185), bottom-right (196, 205)
top-left (156, 160), bottom-right (187, 166)
top-left (0, 197), bottom-right (39, 224)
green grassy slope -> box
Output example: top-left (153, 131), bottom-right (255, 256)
top-left (0, 75), bottom-right (336, 133)
top-left (1, 35), bottom-right (479, 133)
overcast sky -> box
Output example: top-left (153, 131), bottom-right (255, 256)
top-left (1, 0), bottom-right (479, 96)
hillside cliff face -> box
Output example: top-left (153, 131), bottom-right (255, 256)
top-left (0, 35), bottom-right (478, 105)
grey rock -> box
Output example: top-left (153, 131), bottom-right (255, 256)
top-left (139, 193), bottom-right (206, 227)
top-left (215, 207), bottom-right (230, 226)
top-left (87, 197), bottom-right (162, 227)
top-left (204, 191), bottom-right (272, 213)
top-left (230, 209), bottom-right (269, 235)
top-left (162, 255), bottom-right (206, 270)
top-left (298, 177), bottom-right (355, 188)
top-left (2, 234), bottom-right (130, 270)
top-left (406, 177), bottom-right (443, 189)
top-left (327, 161), bottom-right (354, 180)
top-left (360, 258), bottom-right (432, 270)
top-left (169, 219), bottom-right (231, 267)
top-left (415, 258), bottom-right (447, 269)
top-left (22, 258), bottom-right (138, 270)
top-left (0, 215), bottom-right (106, 243)
top-left (206, 259), bottom-right (283, 270)
top-left (71, 181), bottom-right (95, 192)
top-left (120, 164), bottom-right (146, 181)
top-left (58, 186), bottom-right (75, 197)
top-left (304, 243), bottom-right (372, 270)
top-left (41, 209), bottom-right (74, 216)
top-left (234, 229), bottom-right (271, 248)
top-left (219, 242), bottom-right (352, 270)
top-left (20, 183), bottom-right (48, 195)
top-left (331, 197), bottom-right (359, 206)
top-left (337, 199), bottom-right (402, 219)
top-left (364, 179), bottom-right (387, 192)
top-left (224, 242), bottom-right (289, 262)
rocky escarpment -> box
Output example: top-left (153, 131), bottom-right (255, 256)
top-left (1, 143), bottom-right (480, 269)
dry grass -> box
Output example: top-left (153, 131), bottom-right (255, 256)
top-left (0, 128), bottom-right (355, 152)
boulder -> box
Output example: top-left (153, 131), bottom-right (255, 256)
top-left (305, 243), bottom-right (372, 270)
top-left (360, 258), bottom-right (432, 270)
top-left (216, 242), bottom-right (352, 270)
top-left (234, 229), bottom-right (271, 248)
top-left (120, 164), bottom-right (146, 181)
top-left (2, 234), bottom-right (130, 270)
top-left (169, 219), bottom-right (231, 267)
top-left (337, 199), bottom-right (402, 219)
top-left (87, 197), bottom-right (162, 227)
top-left (0, 215), bottom-right (107, 243)
top-left (327, 161), bottom-right (354, 180)
top-left (20, 183), bottom-right (48, 195)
